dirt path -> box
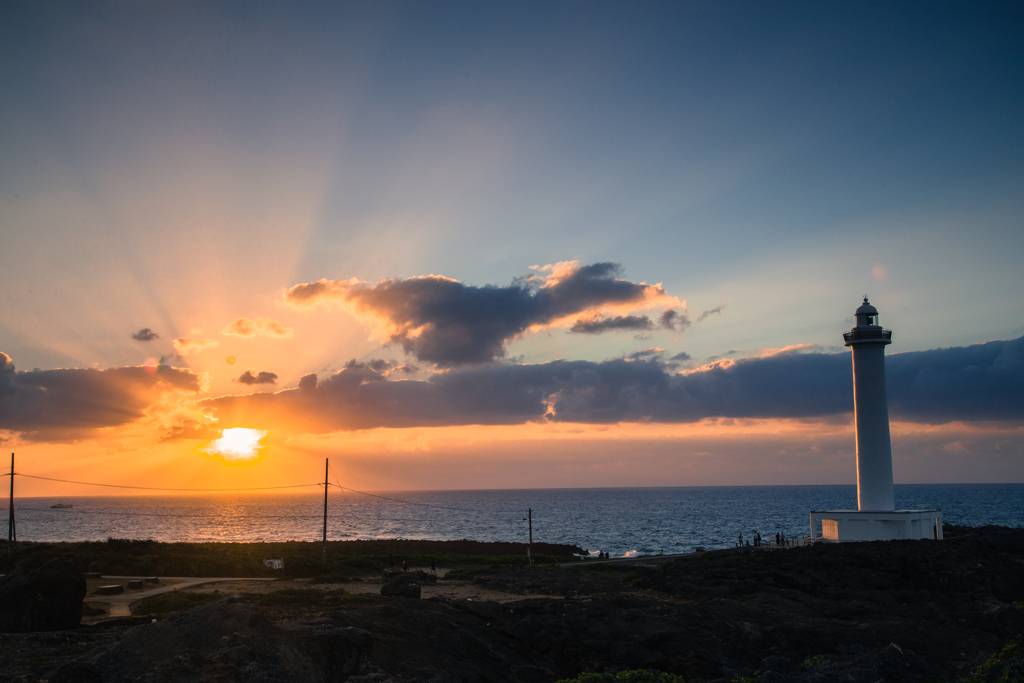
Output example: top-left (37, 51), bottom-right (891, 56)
top-left (84, 576), bottom-right (277, 618)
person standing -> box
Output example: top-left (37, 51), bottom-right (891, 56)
top-left (775, 532), bottom-right (781, 547)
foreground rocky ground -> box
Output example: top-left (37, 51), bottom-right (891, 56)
top-left (2, 525), bottom-right (1023, 683)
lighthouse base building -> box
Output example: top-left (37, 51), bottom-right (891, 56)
top-left (809, 298), bottom-right (942, 543)
top-left (809, 509), bottom-right (943, 542)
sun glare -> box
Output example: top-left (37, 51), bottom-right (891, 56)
top-left (200, 427), bottom-right (268, 462)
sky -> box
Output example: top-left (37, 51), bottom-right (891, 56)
top-left (1, 1), bottom-right (1022, 495)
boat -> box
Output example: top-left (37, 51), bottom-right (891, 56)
top-left (50, 503), bottom-right (73, 509)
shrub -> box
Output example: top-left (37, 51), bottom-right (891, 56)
top-left (132, 591), bottom-right (222, 616)
top-left (556, 670), bottom-right (685, 683)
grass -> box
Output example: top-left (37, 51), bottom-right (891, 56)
top-left (132, 590), bottom-right (224, 616)
top-left (556, 671), bottom-right (685, 683)
top-left (0, 538), bottom-right (580, 578)
top-left (131, 586), bottom-right (369, 616)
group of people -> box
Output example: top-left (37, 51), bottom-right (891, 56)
top-left (736, 530), bottom-right (789, 548)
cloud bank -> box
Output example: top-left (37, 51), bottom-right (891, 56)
top-left (0, 352), bottom-right (202, 440)
top-left (198, 336), bottom-right (1024, 434)
top-left (283, 262), bottom-right (680, 366)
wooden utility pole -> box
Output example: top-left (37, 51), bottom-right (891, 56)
top-left (528, 507), bottom-right (533, 566)
top-left (322, 458), bottom-right (329, 563)
top-left (7, 453), bottom-right (15, 557)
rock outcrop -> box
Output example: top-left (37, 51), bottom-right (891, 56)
top-left (0, 558), bottom-right (86, 632)
top-left (379, 570), bottom-right (435, 599)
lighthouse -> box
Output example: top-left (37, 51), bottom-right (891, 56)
top-left (809, 298), bottom-right (942, 542)
top-left (845, 297), bottom-right (895, 511)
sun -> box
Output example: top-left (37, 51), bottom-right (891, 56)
top-left (199, 427), bottom-right (268, 462)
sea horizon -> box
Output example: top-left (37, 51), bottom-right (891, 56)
top-left (6, 483), bottom-right (1022, 556)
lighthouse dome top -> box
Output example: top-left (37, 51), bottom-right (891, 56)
top-left (855, 296), bottom-right (878, 317)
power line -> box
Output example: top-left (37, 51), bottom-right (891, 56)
top-left (14, 473), bottom-right (321, 492)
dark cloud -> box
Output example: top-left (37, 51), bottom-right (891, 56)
top-left (628, 348), bottom-right (665, 360)
top-left (697, 304), bottom-right (726, 323)
top-left (669, 352), bottom-right (691, 362)
top-left (131, 328), bottom-right (159, 342)
top-left (0, 352), bottom-right (202, 441)
top-left (569, 315), bottom-right (652, 334)
top-left (201, 337), bottom-right (1024, 432)
top-left (236, 370), bottom-right (278, 385)
top-left (283, 262), bottom-right (674, 366)
top-left (658, 309), bottom-right (691, 331)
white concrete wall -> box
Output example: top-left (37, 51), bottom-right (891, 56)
top-left (852, 343), bottom-right (895, 511)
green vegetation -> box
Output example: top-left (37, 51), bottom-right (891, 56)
top-left (555, 670), bottom-right (685, 683)
top-left (131, 586), bottom-right (368, 616)
top-left (132, 590), bottom-right (223, 616)
top-left (971, 631), bottom-right (1024, 682)
top-left (0, 538), bottom-right (580, 578)
top-left (801, 656), bottom-right (830, 667)
top-left (440, 568), bottom-right (489, 580)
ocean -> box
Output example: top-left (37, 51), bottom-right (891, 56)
top-left (4, 484), bottom-right (1022, 556)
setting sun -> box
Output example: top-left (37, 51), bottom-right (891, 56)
top-left (199, 427), bottom-right (268, 462)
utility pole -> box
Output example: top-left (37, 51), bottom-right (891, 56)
top-left (528, 507), bottom-right (533, 566)
top-left (322, 458), bottom-right (329, 563)
top-left (7, 453), bottom-right (15, 557)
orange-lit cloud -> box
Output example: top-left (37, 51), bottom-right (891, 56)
top-left (172, 337), bottom-right (219, 356)
top-left (221, 316), bottom-right (294, 339)
top-left (283, 262), bottom-right (684, 366)
top-left (0, 351), bottom-right (202, 441)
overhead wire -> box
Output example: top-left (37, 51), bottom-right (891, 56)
top-left (14, 473), bottom-right (321, 492)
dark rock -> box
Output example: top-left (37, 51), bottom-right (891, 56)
top-left (0, 558), bottom-right (87, 632)
top-left (92, 596), bottom-right (372, 683)
top-left (43, 661), bottom-right (105, 683)
top-left (380, 570), bottom-right (435, 598)
top-left (380, 579), bottom-right (421, 599)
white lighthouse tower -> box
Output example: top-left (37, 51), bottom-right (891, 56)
top-left (846, 297), bottom-right (895, 511)
top-left (809, 298), bottom-right (942, 542)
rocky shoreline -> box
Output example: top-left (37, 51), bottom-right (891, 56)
top-left (1, 524), bottom-right (1023, 683)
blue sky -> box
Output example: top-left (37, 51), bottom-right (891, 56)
top-left (1, 2), bottom-right (1022, 490)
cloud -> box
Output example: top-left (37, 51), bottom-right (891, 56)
top-left (221, 317), bottom-right (294, 339)
top-left (658, 308), bottom-right (691, 331)
top-left (159, 419), bottom-right (221, 442)
top-left (131, 328), bottom-right (159, 342)
top-left (569, 314), bottom-right (653, 334)
top-left (628, 348), bottom-right (665, 360)
top-left (697, 304), bottom-right (726, 323)
top-left (173, 337), bottom-right (219, 356)
top-left (200, 336), bottom-right (1024, 432)
top-left (669, 352), bottom-right (691, 362)
top-left (0, 352), bottom-right (202, 441)
top-left (282, 262), bottom-right (680, 366)
top-left (236, 370), bottom-right (278, 385)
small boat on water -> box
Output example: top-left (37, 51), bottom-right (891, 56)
top-left (50, 503), bottom-right (73, 509)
